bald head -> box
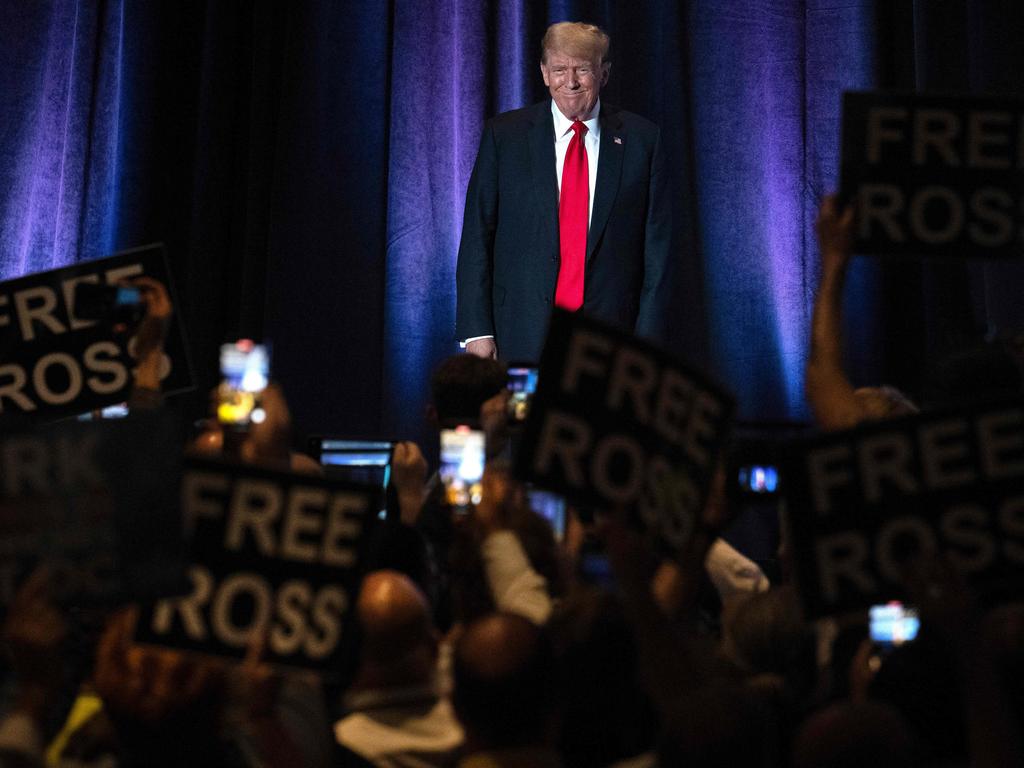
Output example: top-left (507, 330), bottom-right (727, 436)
top-left (454, 613), bottom-right (555, 749)
top-left (359, 570), bottom-right (430, 633)
top-left (354, 570), bottom-right (436, 686)
top-left (457, 612), bottom-right (539, 680)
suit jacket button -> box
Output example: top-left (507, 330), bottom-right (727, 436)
top-left (544, 297), bottom-right (550, 304)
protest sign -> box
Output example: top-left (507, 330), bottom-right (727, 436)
top-left (135, 457), bottom-right (375, 676)
top-left (515, 310), bottom-right (734, 557)
top-left (0, 414), bottom-right (186, 611)
top-left (840, 91), bottom-right (1024, 258)
top-left (784, 401), bottom-right (1024, 618)
top-left (0, 244), bottom-right (194, 423)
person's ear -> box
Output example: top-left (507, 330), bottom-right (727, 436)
top-left (540, 61), bottom-right (551, 87)
top-left (600, 61), bottom-right (611, 86)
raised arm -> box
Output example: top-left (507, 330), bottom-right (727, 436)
top-left (805, 196), bottom-right (861, 430)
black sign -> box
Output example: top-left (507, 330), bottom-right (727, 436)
top-left (784, 401), bottom-right (1024, 618)
top-left (0, 415), bottom-right (186, 611)
top-left (515, 310), bottom-right (734, 557)
top-left (0, 244), bottom-right (194, 423)
top-left (135, 457), bottom-right (375, 676)
top-left (840, 91), bottom-right (1024, 257)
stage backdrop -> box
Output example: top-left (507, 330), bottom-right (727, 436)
top-left (3, 0), bottom-right (1023, 447)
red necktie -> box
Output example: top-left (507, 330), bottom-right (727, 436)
top-left (555, 120), bottom-right (588, 311)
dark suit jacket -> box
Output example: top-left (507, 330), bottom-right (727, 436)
top-left (456, 100), bottom-right (674, 362)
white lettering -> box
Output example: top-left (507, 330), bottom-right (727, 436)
top-left (532, 411), bottom-right (591, 489)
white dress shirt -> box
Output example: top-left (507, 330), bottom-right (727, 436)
top-left (462, 99), bottom-right (602, 348)
top-left (551, 98), bottom-right (601, 227)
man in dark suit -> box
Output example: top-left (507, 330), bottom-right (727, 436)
top-left (456, 21), bottom-right (674, 363)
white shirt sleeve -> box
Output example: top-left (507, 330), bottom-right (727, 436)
top-left (481, 531), bottom-right (552, 625)
top-left (704, 538), bottom-right (770, 599)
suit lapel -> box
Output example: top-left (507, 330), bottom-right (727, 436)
top-left (587, 106), bottom-right (624, 262)
top-left (528, 104), bottom-right (560, 257)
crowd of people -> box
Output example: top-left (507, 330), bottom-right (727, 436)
top-left (1, 196), bottom-right (1023, 767)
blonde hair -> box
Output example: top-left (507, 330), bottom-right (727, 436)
top-left (541, 22), bottom-right (610, 65)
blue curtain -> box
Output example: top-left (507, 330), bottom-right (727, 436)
top-left (1, 0), bottom-right (135, 273)
top-left (7, 0), bottom-right (1010, 445)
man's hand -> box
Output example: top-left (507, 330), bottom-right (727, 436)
top-left (815, 195), bottom-right (855, 274)
top-left (130, 276), bottom-right (173, 391)
top-left (192, 383), bottom-right (307, 473)
top-left (131, 277), bottom-right (173, 357)
top-left (94, 608), bottom-right (222, 724)
top-left (391, 441), bottom-right (428, 525)
top-left (480, 389), bottom-right (511, 459)
top-left (806, 194), bottom-right (865, 431)
top-left (243, 383), bottom-right (292, 466)
top-left (466, 338), bottom-right (497, 359)
top-left (472, 465), bottom-right (527, 538)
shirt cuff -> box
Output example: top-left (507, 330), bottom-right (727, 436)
top-left (460, 335), bottom-right (495, 348)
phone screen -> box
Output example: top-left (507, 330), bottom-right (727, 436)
top-left (311, 438), bottom-right (395, 520)
top-left (506, 366), bottom-right (539, 422)
top-left (76, 403), bottom-right (130, 421)
top-left (217, 341), bottom-right (270, 427)
top-left (115, 286), bottom-right (142, 306)
top-left (736, 464), bottom-right (779, 495)
top-left (439, 426), bottom-right (485, 511)
top-left (869, 602), bottom-right (920, 647)
top-left (527, 488), bottom-right (566, 541)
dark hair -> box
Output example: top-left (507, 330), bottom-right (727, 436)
top-left (551, 588), bottom-right (657, 767)
top-left (430, 355), bottom-right (506, 422)
top-left (453, 613), bottom-right (555, 749)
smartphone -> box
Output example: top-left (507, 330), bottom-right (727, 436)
top-left (73, 282), bottom-right (144, 325)
top-left (506, 365), bottom-right (539, 422)
top-left (439, 425), bottom-right (485, 511)
top-left (526, 487), bottom-right (566, 541)
top-left (736, 464), bottom-right (780, 495)
top-left (76, 403), bottom-right (130, 421)
top-left (216, 340), bottom-right (270, 429)
top-left (869, 601), bottom-right (920, 647)
top-left (308, 437), bottom-right (395, 520)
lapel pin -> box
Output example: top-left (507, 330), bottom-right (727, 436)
top-left (614, 136), bottom-right (623, 145)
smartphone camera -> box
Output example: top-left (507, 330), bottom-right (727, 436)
top-left (869, 601), bottom-right (920, 648)
top-left (216, 340), bottom-right (270, 430)
top-left (440, 425), bottom-right (485, 512)
top-left (506, 365), bottom-right (539, 423)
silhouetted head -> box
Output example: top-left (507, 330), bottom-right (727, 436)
top-left (429, 355), bottom-right (506, 424)
top-left (353, 570), bottom-right (437, 689)
top-left (793, 701), bottom-right (917, 768)
top-left (453, 612), bottom-right (555, 751)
